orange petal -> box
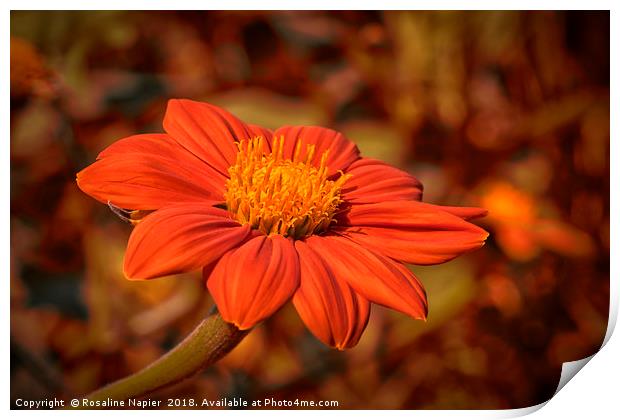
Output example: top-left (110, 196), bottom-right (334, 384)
top-left (341, 158), bottom-right (423, 203)
top-left (96, 133), bottom-right (197, 160)
top-left (292, 240), bottom-right (370, 349)
top-left (272, 126), bottom-right (360, 176)
top-left (248, 124), bottom-right (274, 149)
top-left (534, 219), bottom-right (596, 258)
top-left (124, 204), bottom-right (252, 279)
top-left (431, 205), bottom-right (488, 220)
top-left (77, 134), bottom-right (225, 210)
top-left (305, 235), bottom-right (427, 320)
top-left (495, 225), bottom-right (539, 261)
top-left (163, 99), bottom-right (272, 175)
top-left (207, 235), bottom-right (300, 330)
top-left (336, 201), bottom-right (489, 265)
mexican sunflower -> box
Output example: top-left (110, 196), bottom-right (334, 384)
top-left (77, 99), bottom-right (489, 350)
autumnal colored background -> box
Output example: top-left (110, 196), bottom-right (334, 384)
top-left (10, 11), bottom-right (610, 410)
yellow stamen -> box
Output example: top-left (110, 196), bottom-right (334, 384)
top-left (224, 136), bottom-right (350, 239)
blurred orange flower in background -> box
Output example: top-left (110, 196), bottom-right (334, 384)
top-left (479, 181), bottom-right (595, 261)
top-left (76, 99), bottom-right (489, 349)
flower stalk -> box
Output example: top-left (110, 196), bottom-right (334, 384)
top-left (82, 310), bottom-right (248, 403)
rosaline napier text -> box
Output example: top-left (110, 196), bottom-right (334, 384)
top-left (80, 398), bottom-right (161, 408)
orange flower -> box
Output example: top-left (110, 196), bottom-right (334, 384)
top-left (479, 181), bottom-right (595, 261)
top-left (77, 99), bottom-right (488, 349)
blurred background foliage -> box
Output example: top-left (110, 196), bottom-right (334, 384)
top-left (10, 10), bottom-right (609, 409)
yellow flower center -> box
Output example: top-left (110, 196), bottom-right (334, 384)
top-left (224, 136), bottom-right (350, 239)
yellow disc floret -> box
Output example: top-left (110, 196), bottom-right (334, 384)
top-left (225, 136), bottom-right (350, 239)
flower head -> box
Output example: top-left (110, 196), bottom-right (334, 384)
top-left (77, 99), bottom-right (488, 349)
top-left (225, 136), bottom-right (350, 239)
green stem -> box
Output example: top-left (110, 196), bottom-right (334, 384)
top-left (82, 310), bottom-right (248, 403)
